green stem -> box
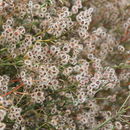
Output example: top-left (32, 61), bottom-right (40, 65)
top-left (119, 117), bottom-right (130, 125)
top-left (113, 64), bottom-right (130, 69)
top-left (36, 123), bottom-right (48, 130)
top-left (117, 92), bottom-right (130, 113)
top-left (0, 48), bottom-right (7, 52)
top-left (0, 61), bottom-right (23, 66)
top-left (94, 117), bottom-right (113, 130)
top-left (94, 92), bottom-right (130, 130)
top-left (16, 94), bottom-right (26, 106)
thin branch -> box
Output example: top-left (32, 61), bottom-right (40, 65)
top-left (1, 83), bottom-right (24, 97)
top-left (94, 92), bottom-right (130, 130)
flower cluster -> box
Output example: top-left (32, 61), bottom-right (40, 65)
top-left (0, 75), bottom-right (10, 94)
top-left (0, 0), bottom-right (130, 129)
top-left (0, 109), bottom-right (6, 130)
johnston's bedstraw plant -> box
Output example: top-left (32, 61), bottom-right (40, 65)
top-left (0, 0), bottom-right (130, 130)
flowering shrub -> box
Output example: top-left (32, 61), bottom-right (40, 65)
top-left (0, 0), bottom-right (130, 129)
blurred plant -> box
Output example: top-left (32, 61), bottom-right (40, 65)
top-left (0, 0), bottom-right (130, 130)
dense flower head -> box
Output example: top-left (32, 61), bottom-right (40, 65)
top-left (0, 0), bottom-right (130, 129)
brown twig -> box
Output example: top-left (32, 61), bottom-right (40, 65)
top-left (1, 83), bottom-right (24, 97)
